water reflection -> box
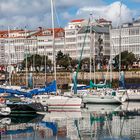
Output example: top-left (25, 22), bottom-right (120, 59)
top-left (0, 102), bottom-right (140, 140)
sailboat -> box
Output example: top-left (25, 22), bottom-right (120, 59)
top-left (81, 15), bottom-right (126, 104)
top-left (31, 0), bottom-right (82, 110)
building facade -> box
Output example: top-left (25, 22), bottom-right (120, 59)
top-left (77, 25), bottom-right (110, 59)
top-left (0, 28), bottom-right (65, 68)
top-left (0, 18), bottom-right (111, 70)
top-left (65, 18), bottom-right (111, 59)
top-left (110, 19), bottom-right (140, 58)
top-left (64, 19), bottom-right (87, 58)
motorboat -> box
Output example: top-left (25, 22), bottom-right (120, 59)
top-left (6, 98), bottom-right (47, 115)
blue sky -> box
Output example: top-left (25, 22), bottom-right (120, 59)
top-left (105, 0), bottom-right (140, 9)
top-left (0, 0), bottom-right (139, 29)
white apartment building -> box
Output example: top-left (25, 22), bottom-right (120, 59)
top-left (110, 18), bottom-right (140, 58)
top-left (77, 25), bottom-right (110, 59)
top-left (0, 39), bottom-right (5, 65)
top-left (65, 19), bottom-right (87, 58)
top-left (0, 28), bottom-right (65, 68)
top-left (65, 18), bottom-right (111, 59)
top-left (32, 27), bottom-right (65, 61)
top-left (0, 18), bottom-right (111, 68)
top-left (0, 30), bottom-right (37, 66)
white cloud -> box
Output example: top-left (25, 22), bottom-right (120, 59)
top-left (0, 0), bottom-right (51, 29)
top-left (0, 0), bottom-right (105, 29)
top-left (0, 0), bottom-right (138, 29)
top-left (55, 0), bottom-right (104, 8)
top-left (76, 1), bottom-right (134, 27)
top-left (61, 12), bottom-right (73, 20)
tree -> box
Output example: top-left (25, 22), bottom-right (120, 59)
top-left (113, 51), bottom-right (136, 70)
top-left (70, 59), bottom-right (79, 70)
top-left (56, 51), bottom-right (72, 69)
top-left (21, 54), bottom-right (52, 72)
top-left (81, 58), bottom-right (90, 71)
top-left (41, 55), bottom-right (52, 71)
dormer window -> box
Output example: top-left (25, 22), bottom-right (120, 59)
top-left (43, 30), bottom-right (51, 35)
top-left (4, 34), bottom-right (8, 37)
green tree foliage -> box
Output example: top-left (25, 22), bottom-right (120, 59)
top-left (70, 59), bottom-right (79, 70)
top-left (56, 51), bottom-right (72, 69)
top-left (113, 51), bottom-right (136, 70)
top-left (41, 55), bottom-right (52, 70)
top-left (81, 58), bottom-right (90, 71)
top-left (21, 54), bottom-right (52, 72)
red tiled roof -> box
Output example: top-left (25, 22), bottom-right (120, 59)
top-left (0, 29), bottom-right (25, 38)
top-left (47, 28), bottom-right (64, 32)
top-left (28, 28), bottom-right (64, 38)
top-left (0, 28), bottom-right (65, 38)
top-left (98, 18), bottom-right (112, 23)
top-left (71, 19), bottom-right (84, 23)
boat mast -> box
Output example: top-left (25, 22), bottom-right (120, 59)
top-left (25, 27), bottom-right (28, 88)
top-left (119, 1), bottom-right (122, 75)
top-left (8, 26), bottom-right (11, 86)
top-left (45, 46), bottom-right (47, 83)
top-left (109, 26), bottom-right (113, 85)
top-left (90, 13), bottom-right (93, 82)
top-left (51, 0), bottom-right (57, 83)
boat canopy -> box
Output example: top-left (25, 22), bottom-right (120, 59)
top-left (26, 80), bottom-right (57, 97)
top-left (0, 80), bottom-right (57, 98)
top-left (90, 80), bottom-right (111, 89)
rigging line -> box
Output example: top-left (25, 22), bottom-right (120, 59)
top-left (53, 0), bottom-right (61, 27)
top-left (53, 1), bottom-right (72, 72)
top-left (75, 18), bottom-right (91, 80)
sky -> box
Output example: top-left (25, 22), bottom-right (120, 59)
top-left (0, 0), bottom-right (140, 29)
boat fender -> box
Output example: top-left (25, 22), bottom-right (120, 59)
top-left (44, 106), bottom-right (48, 112)
top-left (0, 98), bottom-right (5, 104)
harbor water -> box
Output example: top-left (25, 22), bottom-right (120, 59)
top-left (1, 102), bottom-right (140, 140)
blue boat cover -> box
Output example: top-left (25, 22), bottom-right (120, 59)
top-left (0, 80), bottom-right (57, 98)
top-left (26, 80), bottom-right (57, 97)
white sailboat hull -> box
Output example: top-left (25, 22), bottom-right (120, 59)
top-left (126, 89), bottom-right (140, 101)
top-left (127, 94), bottom-right (140, 101)
top-left (83, 94), bottom-right (122, 104)
top-left (33, 95), bottom-right (82, 109)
